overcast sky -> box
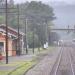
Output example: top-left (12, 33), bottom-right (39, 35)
top-left (14, 0), bottom-right (75, 4)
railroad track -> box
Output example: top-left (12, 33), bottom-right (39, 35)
top-left (50, 47), bottom-right (74, 75)
top-left (70, 47), bottom-right (75, 75)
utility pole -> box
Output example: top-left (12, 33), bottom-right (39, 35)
top-left (44, 19), bottom-right (49, 48)
top-left (46, 21), bottom-right (48, 43)
top-left (67, 25), bottom-right (70, 33)
top-left (33, 28), bottom-right (34, 54)
top-left (5, 0), bottom-right (8, 64)
top-left (17, 4), bottom-right (20, 56)
top-left (25, 18), bottom-right (28, 54)
top-left (37, 24), bottom-right (40, 52)
top-left (38, 38), bottom-right (40, 52)
top-left (74, 25), bottom-right (75, 33)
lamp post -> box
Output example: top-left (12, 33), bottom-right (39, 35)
top-left (5, 0), bottom-right (8, 64)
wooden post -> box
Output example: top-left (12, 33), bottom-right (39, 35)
top-left (25, 18), bottom-right (28, 54)
top-left (17, 4), bottom-right (20, 56)
top-left (5, 0), bottom-right (8, 64)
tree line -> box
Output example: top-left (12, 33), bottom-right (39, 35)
top-left (0, 0), bottom-right (59, 48)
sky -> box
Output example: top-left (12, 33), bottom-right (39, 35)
top-left (14, 0), bottom-right (75, 4)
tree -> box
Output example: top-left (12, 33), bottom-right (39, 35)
top-left (24, 1), bottom-right (55, 46)
top-left (0, 0), bottom-right (5, 19)
top-left (49, 32), bottom-right (60, 45)
top-left (9, 0), bottom-right (14, 7)
top-left (27, 32), bottom-right (40, 48)
top-left (0, 0), bottom-right (5, 6)
top-left (0, 0), bottom-right (6, 25)
top-left (0, 1), bottom-right (55, 47)
top-left (0, 16), bottom-right (5, 24)
top-left (7, 0), bottom-right (17, 28)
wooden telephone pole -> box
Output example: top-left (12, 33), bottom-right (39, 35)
top-left (25, 18), bottom-right (28, 54)
top-left (5, 0), bottom-right (8, 64)
top-left (17, 4), bottom-right (21, 56)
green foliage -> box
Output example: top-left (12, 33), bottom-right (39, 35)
top-left (27, 32), bottom-right (40, 48)
top-left (9, 61), bottom-right (34, 75)
top-left (24, 1), bottom-right (55, 46)
top-left (25, 1), bottom-right (54, 20)
top-left (49, 32), bottom-right (60, 45)
top-left (0, 16), bottom-right (5, 24)
top-left (0, 1), bottom-right (55, 47)
top-left (0, 61), bottom-right (34, 75)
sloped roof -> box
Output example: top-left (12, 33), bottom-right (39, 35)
top-left (0, 24), bottom-right (25, 38)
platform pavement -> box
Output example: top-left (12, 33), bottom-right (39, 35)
top-left (0, 47), bottom-right (60, 73)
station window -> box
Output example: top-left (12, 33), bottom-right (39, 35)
top-left (0, 42), bottom-right (4, 52)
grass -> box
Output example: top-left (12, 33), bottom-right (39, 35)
top-left (0, 61), bottom-right (35, 75)
top-left (0, 46), bottom-right (56, 75)
top-left (0, 62), bottom-right (20, 66)
top-left (0, 71), bottom-right (10, 75)
top-left (9, 61), bottom-right (35, 75)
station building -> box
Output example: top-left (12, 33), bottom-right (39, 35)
top-left (0, 24), bottom-right (25, 56)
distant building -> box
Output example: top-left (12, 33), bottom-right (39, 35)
top-left (0, 25), bottom-right (25, 56)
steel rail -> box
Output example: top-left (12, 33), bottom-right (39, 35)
top-left (69, 52), bottom-right (74, 75)
top-left (55, 48), bottom-right (74, 75)
top-left (69, 49), bottom-right (75, 75)
top-left (54, 47), bottom-right (62, 75)
top-left (50, 47), bottom-right (74, 75)
top-left (50, 47), bottom-right (63, 75)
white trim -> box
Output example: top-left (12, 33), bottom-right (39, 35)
top-left (0, 29), bottom-right (17, 38)
top-left (0, 24), bottom-right (25, 35)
